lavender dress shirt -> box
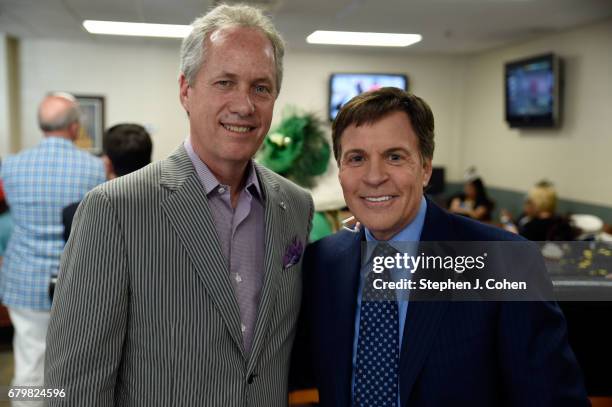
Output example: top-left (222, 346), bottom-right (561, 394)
top-left (184, 138), bottom-right (265, 354)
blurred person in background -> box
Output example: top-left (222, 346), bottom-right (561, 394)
top-left (0, 92), bottom-right (105, 406)
top-left (448, 168), bottom-right (494, 222)
top-left (62, 123), bottom-right (153, 242)
top-left (0, 179), bottom-right (13, 262)
top-left (49, 123), bottom-right (153, 302)
top-left (0, 177), bottom-right (13, 341)
top-left (503, 180), bottom-right (577, 241)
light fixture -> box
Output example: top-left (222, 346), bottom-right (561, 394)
top-left (306, 30), bottom-right (422, 47)
top-left (82, 20), bottom-right (192, 38)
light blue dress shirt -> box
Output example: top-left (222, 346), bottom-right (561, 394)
top-left (0, 137), bottom-right (105, 310)
top-left (351, 196), bottom-right (428, 406)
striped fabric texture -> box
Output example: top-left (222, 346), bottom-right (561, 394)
top-left (45, 145), bottom-right (314, 406)
top-left (0, 137), bottom-right (105, 310)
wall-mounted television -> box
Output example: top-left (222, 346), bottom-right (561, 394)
top-left (505, 53), bottom-right (562, 128)
top-left (329, 73), bottom-right (408, 121)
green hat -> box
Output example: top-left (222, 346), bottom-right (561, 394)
top-left (258, 109), bottom-right (330, 189)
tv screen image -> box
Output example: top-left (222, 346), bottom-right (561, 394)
top-left (329, 73), bottom-right (407, 121)
top-left (505, 53), bottom-right (562, 128)
top-left (508, 63), bottom-right (553, 116)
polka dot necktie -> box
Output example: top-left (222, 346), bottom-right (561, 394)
top-left (354, 242), bottom-right (400, 407)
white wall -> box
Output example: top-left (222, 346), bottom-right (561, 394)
top-left (461, 18), bottom-right (612, 206)
top-left (19, 38), bottom-right (187, 162)
top-left (15, 17), bottom-right (612, 207)
top-left (278, 50), bottom-right (467, 181)
top-left (18, 38), bottom-right (467, 173)
top-left (277, 50), bottom-right (467, 209)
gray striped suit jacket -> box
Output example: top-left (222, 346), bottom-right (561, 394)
top-left (45, 145), bottom-right (314, 406)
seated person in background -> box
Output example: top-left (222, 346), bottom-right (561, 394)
top-left (62, 123), bottom-right (153, 242)
top-left (505, 180), bottom-right (577, 241)
top-left (448, 169), bottom-right (494, 222)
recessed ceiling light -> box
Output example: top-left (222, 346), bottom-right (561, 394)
top-left (306, 30), bottom-right (422, 47)
top-left (82, 20), bottom-right (192, 38)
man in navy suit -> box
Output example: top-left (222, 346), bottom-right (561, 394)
top-left (291, 87), bottom-right (588, 406)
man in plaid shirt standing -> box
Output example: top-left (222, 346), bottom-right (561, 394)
top-left (0, 92), bottom-right (105, 403)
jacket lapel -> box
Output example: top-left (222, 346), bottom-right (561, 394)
top-left (159, 146), bottom-right (244, 353)
top-left (247, 164), bottom-right (286, 372)
top-left (399, 201), bottom-right (452, 405)
top-left (399, 302), bottom-right (449, 404)
top-left (331, 230), bottom-right (363, 405)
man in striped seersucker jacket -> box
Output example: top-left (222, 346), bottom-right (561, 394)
top-left (45, 5), bottom-right (313, 406)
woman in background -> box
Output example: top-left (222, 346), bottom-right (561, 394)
top-left (515, 181), bottom-right (576, 241)
top-left (449, 175), bottom-right (495, 222)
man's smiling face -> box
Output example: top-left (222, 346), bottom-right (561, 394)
top-left (179, 25), bottom-right (277, 173)
top-left (338, 110), bottom-right (432, 241)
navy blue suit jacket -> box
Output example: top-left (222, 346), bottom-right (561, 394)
top-left (291, 200), bottom-right (589, 406)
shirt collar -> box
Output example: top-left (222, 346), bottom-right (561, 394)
top-left (184, 137), bottom-right (263, 201)
top-left (41, 136), bottom-right (75, 148)
top-left (363, 196), bottom-right (427, 263)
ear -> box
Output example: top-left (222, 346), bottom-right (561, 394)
top-left (337, 163), bottom-right (344, 186)
top-left (70, 122), bottom-right (81, 141)
top-left (178, 73), bottom-right (190, 114)
top-left (422, 158), bottom-right (433, 188)
top-left (102, 155), bottom-right (116, 180)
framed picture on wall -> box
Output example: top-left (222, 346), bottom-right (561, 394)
top-left (74, 95), bottom-right (105, 154)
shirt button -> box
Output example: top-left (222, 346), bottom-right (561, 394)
top-left (235, 274), bottom-right (242, 283)
top-left (218, 186), bottom-right (226, 194)
top-left (241, 324), bottom-right (246, 333)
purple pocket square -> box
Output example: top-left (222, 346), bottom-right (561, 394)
top-left (283, 237), bottom-right (304, 269)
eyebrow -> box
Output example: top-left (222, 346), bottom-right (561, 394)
top-left (383, 147), bottom-right (411, 154)
top-left (342, 147), bottom-right (412, 157)
top-left (214, 72), bottom-right (274, 85)
top-left (341, 148), bottom-right (365, 158)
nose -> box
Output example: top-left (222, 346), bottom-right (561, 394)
top-left (362, 158), bottom-right (388, 186)
top-left (229, 87), bottom-right (255, 117)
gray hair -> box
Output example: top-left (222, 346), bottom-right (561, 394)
top-left (179, 4), bottom-right (285, 94)
top-left (38, 92), bottom-right (81, 132)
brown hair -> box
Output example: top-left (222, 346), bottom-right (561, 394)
top-left (332, 87), bottom-right (435, 164)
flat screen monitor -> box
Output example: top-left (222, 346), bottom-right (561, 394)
top-left (329, 73), bottom-right (408, 121)
top-left (505, 53), bottom-right (562, 128)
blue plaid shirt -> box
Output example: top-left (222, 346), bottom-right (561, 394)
top-left (0, 136), bottom-right (106, 310)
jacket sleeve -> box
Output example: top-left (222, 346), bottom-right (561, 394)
top-left (497, 249), bottom-right (589, 406)
top-left (289, 242), bottom-right (316, 392)
top-left (45, 187), bottom-right (129, 406)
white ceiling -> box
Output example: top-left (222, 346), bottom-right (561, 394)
top-left (0, 0), bottom-right (611, 54)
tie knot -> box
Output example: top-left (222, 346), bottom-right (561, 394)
top-left (363, 242), bottom-right (398, 301)
top-left (372, 241), bottom-right (396, 260)
top-left (364, 241), bottom-right (398, 267)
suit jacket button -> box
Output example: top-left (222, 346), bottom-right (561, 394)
top-left (247, 373), bottom-right (257, 384)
